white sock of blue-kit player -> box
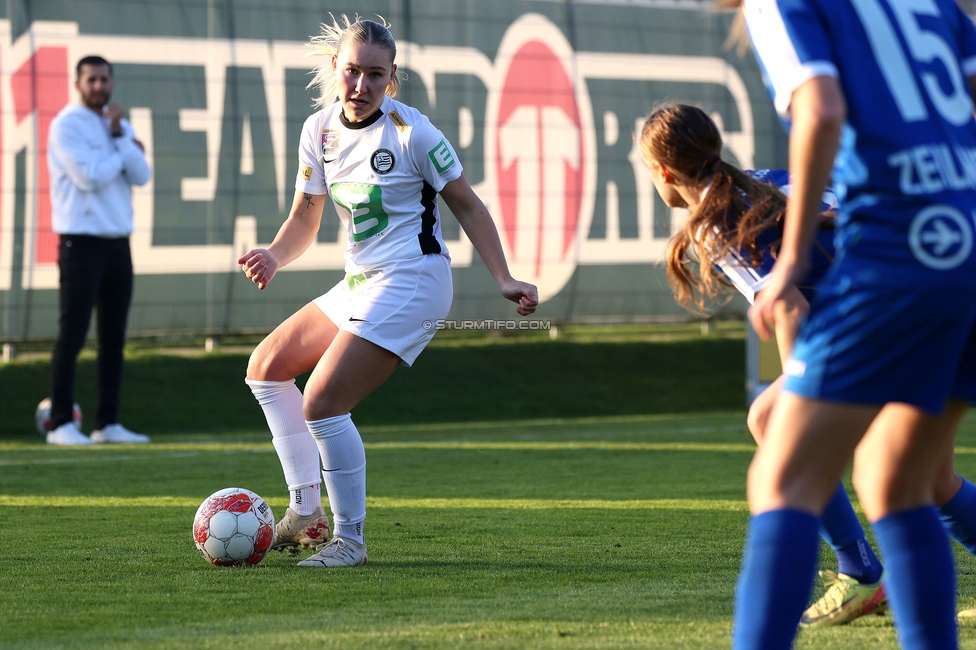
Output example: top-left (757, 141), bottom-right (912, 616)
top-left (245, 378), bottom-right (322, 515)
top-left (306, 414), bottom-right (366, 544)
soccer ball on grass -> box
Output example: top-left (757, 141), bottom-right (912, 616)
top-left (35, 397), bottom-right (82, 435)
top-left (193, 487), bottom-right (275, 566)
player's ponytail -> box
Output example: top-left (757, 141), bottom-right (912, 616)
top-left (307, 14), bottom-right (406, 108)
top-left (642, 104), bottom-right (786, 314)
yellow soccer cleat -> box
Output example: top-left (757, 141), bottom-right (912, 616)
top-left (800, 570), bottom-right (887, 627)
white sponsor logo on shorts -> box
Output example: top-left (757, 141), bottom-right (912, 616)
top-left (784, 358), bottom-right (806, 378)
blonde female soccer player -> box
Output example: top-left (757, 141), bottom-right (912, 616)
top-left (239, 16), bottom-right (538, 568)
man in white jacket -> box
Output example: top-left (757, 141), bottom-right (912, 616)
top-left (46, 55), bottom-right (152, 445)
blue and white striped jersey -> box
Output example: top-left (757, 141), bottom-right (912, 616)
top-left (715, 169), bottom-right (835, 303)
top-left (743, 0), bottom-right (976, 290)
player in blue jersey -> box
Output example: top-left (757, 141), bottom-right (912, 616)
top-left (641, 103), bottom-right (883, 626)
top-left (239, 16), bottom-right (538, 569)
top-left (642, 103), bottom-right (976, 631)
top-left (727, 0), bottom-right (976, 648)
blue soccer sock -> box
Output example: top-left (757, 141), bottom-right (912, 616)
top-left (872, 507), bottom-right (957, 650)
top-left (732, 509), bottom-right (820, 650)
top-left (820, 483), bottom-right (884, 583)
top-left (937, 478), bottom-right (976, 555)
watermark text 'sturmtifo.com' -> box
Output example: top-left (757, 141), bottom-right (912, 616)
top-left (423, 320), bottom-right (552, 331)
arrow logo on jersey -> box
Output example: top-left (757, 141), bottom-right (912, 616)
top-left (920, 218), bottom-right (962, 255)
top-left (908, 205), bottom-right (973, 270)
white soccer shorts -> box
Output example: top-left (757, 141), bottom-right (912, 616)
top-left (313, 254), bottom-right (452, 366)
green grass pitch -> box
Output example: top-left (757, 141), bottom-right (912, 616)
top-left (4, 410), bottom-right (976, 649)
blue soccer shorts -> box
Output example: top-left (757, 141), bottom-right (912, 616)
top-left (784, 283), bottom-right (976, 414)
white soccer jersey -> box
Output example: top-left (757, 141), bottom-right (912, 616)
top-left (295, 96), bottom-right (463, 272)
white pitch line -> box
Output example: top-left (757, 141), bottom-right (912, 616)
top-left (364, 441), bottom-right (755, 452)
top-left (0, 440), bottom-right (757, 466)
top-left (0, 495), bottom-right (749, 511)
top-left (0, 451), bottom-right (208, 466)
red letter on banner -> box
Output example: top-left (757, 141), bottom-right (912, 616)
top-left (12, 47), bottom-right (69, 266)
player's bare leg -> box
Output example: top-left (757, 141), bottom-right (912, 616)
top-left (746, 379), bottom-right (886, 627)
top-left (248, 302), bottom-right (339, 382)
top-left (301, 330), bottom-right (402, 419)
top-left (247, 303), bottom-right (339, 554)
top-left (849, 402), bottom-right (961, 641)
top-left (795, 399), bottom-right (958, 630)
top-left (298, 332), bottom-right (402, 568)
top-left (852, 402), bottom-right (960, 520)
top-left (857, 400), bottom-right (976, 620)
top-left (734, 396), bottom-right (881, 646)
top-left (746, 376), bottom-right (785, 444)
top-left (748, 394), bottom-right (876, 518)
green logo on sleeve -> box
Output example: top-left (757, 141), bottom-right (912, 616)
top-left (428, 140), bottom-right (456, 174)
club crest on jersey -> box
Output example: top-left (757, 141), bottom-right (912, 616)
top-left (321, 129), bottom-right (340, 162)
top-left (371, 149), bottom-right (396, 174)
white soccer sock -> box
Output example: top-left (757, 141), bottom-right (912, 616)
top-left (246, 378), bottom-right (322, 514)
top-left (306, 413), bottom-right (366, 544)
top-left (291, 484), bottom-right (321, 517)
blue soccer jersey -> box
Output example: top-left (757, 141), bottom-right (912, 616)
top-left (716, 169), bottom-right (835, 303)
top-left (743, 0), bottom-right (976, 291)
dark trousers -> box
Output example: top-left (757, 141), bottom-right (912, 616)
top-left (50, 235), bottom-right (133, 430)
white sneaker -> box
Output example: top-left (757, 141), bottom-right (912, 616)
top-left (90, 423), bottom-right (150, 444)
top-left (296, 537), bottom-right (367, 568)
top-left (47, 422), bottom-right (93, 445)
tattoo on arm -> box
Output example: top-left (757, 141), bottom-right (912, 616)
top-left (303, 193), bottom-right (314, 209)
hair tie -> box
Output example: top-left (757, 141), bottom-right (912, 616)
top-left (701, 153), bottom-right (721, 176)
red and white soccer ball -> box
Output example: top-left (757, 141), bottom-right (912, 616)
top-left (35, 397), bottom-right (82, 435)
top-left (193, 487), bottom-right (275, 567)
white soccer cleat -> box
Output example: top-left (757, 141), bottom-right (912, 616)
top-left (296, 536), bottom-right (367, 568)
top-left (46, 422), bottom-right (93, 445)
top-left (271, 506), bottom-right (332, 552)
top-left (90, 423), bottom-right (150, 444)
